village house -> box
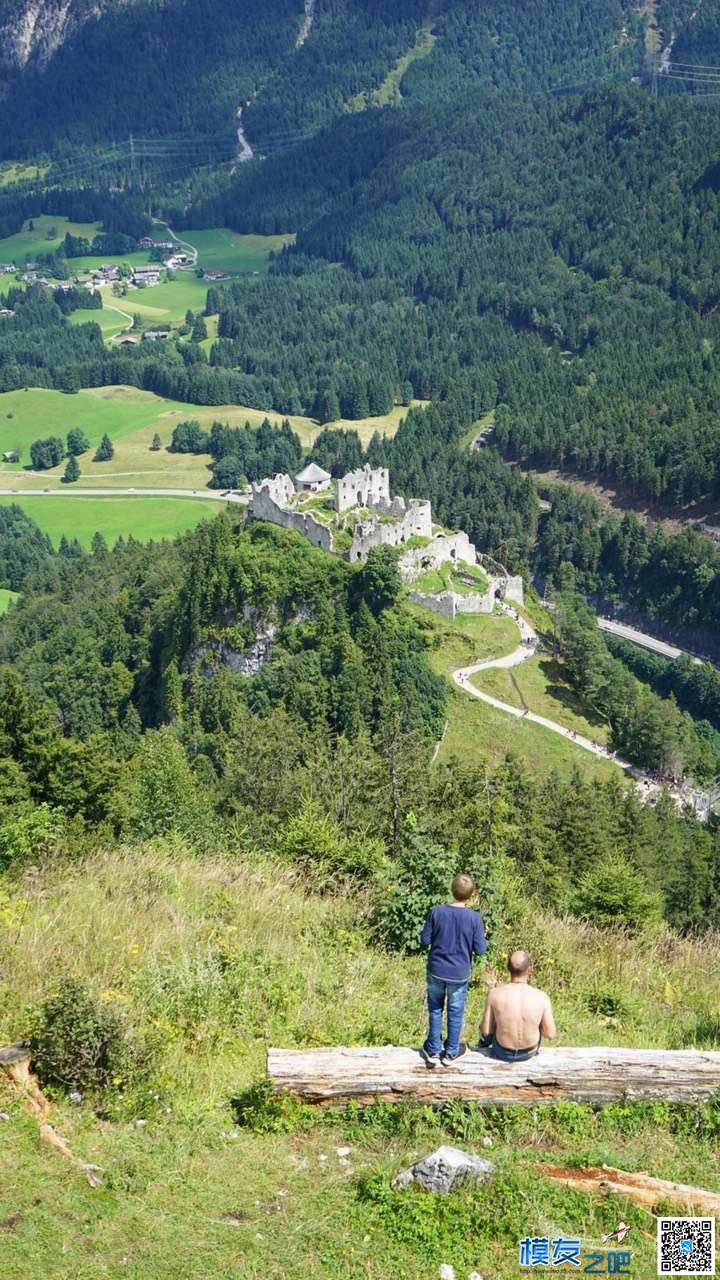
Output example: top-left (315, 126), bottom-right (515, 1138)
top-left (163, 253), bottom-right (189, 269)
top-left (93, 264), bottom-right (120, 284)
top-left (142, 329), bottom-right (170, 342)
top-left (203, 269), bottom-right (230, 281)
top-left (0, 263), bottom-right (16, 274)
top-left (132, 266), bottom-right (161, 286)
top-left (2, 449), bottom-right (20, 463)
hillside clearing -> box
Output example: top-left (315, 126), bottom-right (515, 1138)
top-left (0, 587), bottom-right (19, 613)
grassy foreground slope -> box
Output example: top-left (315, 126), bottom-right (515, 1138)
top-left (1, 844), bottom-right (719, 1280)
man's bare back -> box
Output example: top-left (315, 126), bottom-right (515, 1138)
top-left (484, 981), bottom-right (555, 1049)
top-left (480, 950), bottom-right (557, 1052)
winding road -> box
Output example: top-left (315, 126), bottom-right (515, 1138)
top-left (450, 606), bottom-right (717, 818)
top-left (453, 608), bottom-right (632, 771)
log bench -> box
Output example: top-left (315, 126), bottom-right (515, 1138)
top-left (267, 1045), bottom-right (720, 1108)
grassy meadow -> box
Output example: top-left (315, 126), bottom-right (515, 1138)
top-left (0, 587), bottom-right (19, 613)
top-left (471, 657), bottom-right (611, 747)
top-left (0, 387), bottom-right (416, 491)
top-left (0, 494), bottom-right (222, 548)
top-left (416, 606), bottom-right (625, 783)
top-left (1, 842), bottom-right (719, 1280)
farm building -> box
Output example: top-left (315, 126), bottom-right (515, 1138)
top-left (132, 266), bottom-right (161, 286)
top-left (2, 450), bottom-right (20, 463)
top-left (0, 262), bottom-right (16, 273)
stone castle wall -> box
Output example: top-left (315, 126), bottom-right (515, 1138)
top-left (348, 499), bottom-right (432, 562)
top-left (407, 588), bottom-right (494, 621)
top-left (250, 476), bottom-right (334, 553)
top-left (336, 464), bottom-right (390, 514)
top-left (399, 530), bottom-right (477, 584)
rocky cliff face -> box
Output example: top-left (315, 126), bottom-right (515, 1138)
top-left (0, 0), bottom-right (130, 69)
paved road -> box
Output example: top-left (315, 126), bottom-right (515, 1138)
top-left (0, 487), bottom-right (248, 503)
top-left (598, 617), bottom-right (684, 661)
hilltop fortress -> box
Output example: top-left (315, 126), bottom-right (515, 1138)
top-left (250, 463), bottom-right (472, 575)
top-left (249, 462), bottom-right (523, 614)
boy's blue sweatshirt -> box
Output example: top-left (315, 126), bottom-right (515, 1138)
top-left (420, 904), bottom-right (487, 981)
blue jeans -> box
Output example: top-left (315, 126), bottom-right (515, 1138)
top-left (424, 973), bottom-right (469, 1058)
top-left (489, 1036), bottom-right (540, 1063)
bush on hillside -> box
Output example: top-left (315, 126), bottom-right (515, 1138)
top-left (30, 978), bottom-right (150, 1105)
top-left (275, 797), bottom-right (385, 884)
top-left (574, 854), bottom-right (664, 932)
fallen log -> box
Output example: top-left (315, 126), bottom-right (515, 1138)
top-left (538, 1163), bottom-right (720, 1214)
top-left (267, 1045), bottom-right (720, 1108)
top-left (0, 1044), bottom-right (101, 1187)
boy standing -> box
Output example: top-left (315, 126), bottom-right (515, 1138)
top-left (419, 873), bottom-right (487, 1067)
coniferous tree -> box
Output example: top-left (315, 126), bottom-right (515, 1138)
top-left (94, 434), bottom-right (114, 462)
top-left (63, 455), bottom-right (80, 484)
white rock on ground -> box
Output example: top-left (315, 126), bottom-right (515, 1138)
top-left (392, 1146), bottom-right (495, 1194)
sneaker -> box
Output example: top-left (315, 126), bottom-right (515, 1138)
top-left (440, 1042), bottom-right (467, 1065)
top-left (420, 1046), bottom-right (442, 1069)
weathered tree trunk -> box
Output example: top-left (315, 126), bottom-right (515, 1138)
top-left (0, 1044), bottom-right (101, 1186)
top-left (267, 1045), bottom-right (720, 1108)
top-left (538, 1164), bottom-right (720, 1214)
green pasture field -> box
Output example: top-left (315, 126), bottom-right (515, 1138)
top-left (116, 274), bottom-right (214, 326)
top-left (0, 386), bottom-right (413, 489)
top-left (180, 227), bottom-right (294, 274)
top-left (0, 587), bottom-right (19, 613)
top-left (68, 307), bottom-right (132, 340)
top-left (0, 214), bottom-right (101, 268)
top-left (0, 494), bottom-right (222, 548)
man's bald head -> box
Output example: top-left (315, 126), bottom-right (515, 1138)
top-left (508, 950), bottom-right (533, 977)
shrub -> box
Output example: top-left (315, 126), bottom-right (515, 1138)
top-left (573, 855), bottom-right (664, 931)
top-left (275, 797), bottom-right (385, 883)
top-left (31, 978), bottom-right (134, 1096)
top-left (0, 803), bottom-right (64, 871)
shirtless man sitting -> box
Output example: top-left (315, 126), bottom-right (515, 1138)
top-left (477, 949), bottom-right (557, 1062)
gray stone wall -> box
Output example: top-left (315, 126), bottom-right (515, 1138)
top-left (399, 531), bottom-right (477, 583)
top-left (336, 464), bottom-right (390, 513)
top-left (249, 478), bottom-right (334, 553)
top-left (408, 590), bottom-right (457, 620)
top-left (504, 575), bottom-right (525, 606)
top-left (407, 589), bottom-right (494, 621)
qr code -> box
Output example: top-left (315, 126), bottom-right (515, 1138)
top-left (658, 1217), bottom-right (715, 1275)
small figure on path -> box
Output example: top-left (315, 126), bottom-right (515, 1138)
top-left (419, 874), bottom-right (487, 1068)
top-left (476, 950), bottom-right (556, 1062)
